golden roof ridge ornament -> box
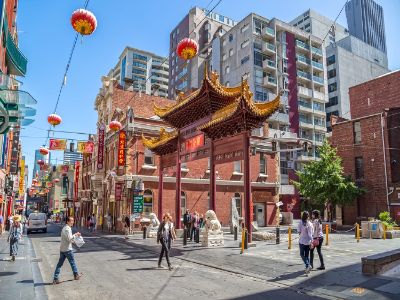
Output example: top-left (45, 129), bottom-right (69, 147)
top-left (142, 128), bottom-right (178, 149)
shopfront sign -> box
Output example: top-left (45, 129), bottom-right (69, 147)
top-left (115, 182), bottom-right (123, 201)
top-left (184, 133), bottom-right (204, 152)
top-left (9, 129), bottom-right (20, 174)
top-left (132, 195), bottom-right (143, 213)
top-left (97, 124), bottom-right (105, 170)
top-left (77, 141), bottom-right (94, 153)
top-left (49, 139), bottom-right (67, 150)
top-left (118, 130), bottom-right (126, 166)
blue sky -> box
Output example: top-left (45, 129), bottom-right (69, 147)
top-left (17, 0), bottom-right (400, 182)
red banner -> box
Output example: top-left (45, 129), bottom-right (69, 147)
top-left (118, 130), bottom-right (126, 166)
top-left (77, 141), bottom-right (95, 153)
top-left (49, 139), bottom-right (67, 150)
top-left (74, 161), bottom-right (80, 201)
top-left (185, 133), bottom-right (204, 152)
top-left (97, 124), bottom-right (105, 170)
top-left (115, 182), bottom-right (123, 201)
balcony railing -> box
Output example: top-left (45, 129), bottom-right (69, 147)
top-left (299, 99), bottom-right (312, 109)
top-left (266, 76), bottom-right (277, 84)
top-left (297, 70), bottom-right (311, 80)
top-left (4, 20), bottom-right (28, 76)
top-left (312, 60), bottom-right (323, 69)
top-left (296, 40), bottom-right (309, 50)
top-left (299, 117), bottom-right (313, 125)
top-left (296, 55), bottom-right (310, 65)
top-left (264, 42), bottom-right (275, 52)
top-left (313, 75), bottom-right (324, 84)
top-left (264, 59), bottom-right (276, 68)
top-left (263, 27), bottom-right (275, 36)
top-left (313, 103), bottom-right (325, 112)
top-left (311, 46), bottom-right (323, 56)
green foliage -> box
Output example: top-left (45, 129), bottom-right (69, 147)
top-left (378, 211), bottom-right (397, 229)
top-left (292, 140), bottom-right (364, 208)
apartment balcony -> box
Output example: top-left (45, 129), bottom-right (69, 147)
top-left (299, 119), bottom-right (314, 130)
top-left (262, 42), bottom-right (276, 54)
top-left (313, 75), bottom-right (324, 86)
top-left (312, 60), bottom-right (323, 70)
top-left (268, 128), bottom-right (297, 139)
top-left (0, 73), bottom-right (19, 90)
top-left (268, 112), bottom-right (289, 124)
top-left (263, 59), bottom-right (276, 71)
top-left (296, 40), bottom-right (310, 53)
top-left (5, 26), bottom-right (27, 76)
top-left (298, 86), bottom-right (313, 98)
top-left (297, 154), bottom-right (315, 162)
top-left (311, 46), bottom-right (323, 57)
top-left (297, 70), bottom-right (311, 81)
top-left (313, 90), bottom-right (326, 102)
top-left (263, 76), bottom-right (277, 88)
top-left (314, 124), bottom-right (327, 131)
top-left (298, 100), bottom-right (313, 113)
top-left (296, 55), bottom-right (310, 67)
top-left (262, 27), bottom-right (275, 38)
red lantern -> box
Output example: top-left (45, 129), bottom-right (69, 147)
top-left (53, 178), bottom-right (60, 183)
top-left (37, 159), bottom-right (45, 166)
top-left (39, 147), bottom-right (49, 155)
top-left (62, 172), bottom-right (68, 177)
top-left (109, 120), bottom-right (122, 132)
top-left (176, 38), bottom-right (199, 60)
top-left (48, 114), bottom-right (62, 126)
top-left (71, 9), bottom-right (97, 35)
top-left (32, 179), bottom-right (38, 184)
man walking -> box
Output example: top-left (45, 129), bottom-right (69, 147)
top-left (183, 209), bottom-right (191, 239)
top-left (53, 216), bottom-right (82, 284)
top-left (0, 212), bottom-right (4, 235)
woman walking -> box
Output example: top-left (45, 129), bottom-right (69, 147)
top-left (8, 215), bottom-right (23, 262)
top-left (157, 213), bottom-right (176, 271)
top-left (310, 210), bottom-right (325, 270)
top-left (298, 211), bottom-right (314, 276)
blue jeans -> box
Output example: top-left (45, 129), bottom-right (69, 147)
top-left (10, 238), bottom-right (19, 256)
top-left (53, 250), bottom-right (78, 279)
top-left (299, 243), bottom-right (310, 268)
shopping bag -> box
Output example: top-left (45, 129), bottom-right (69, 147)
top-left (73, 235), bottom-right (85, 248)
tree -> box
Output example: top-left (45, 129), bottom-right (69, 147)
top-left (292, 140), bottom-right (364, 221)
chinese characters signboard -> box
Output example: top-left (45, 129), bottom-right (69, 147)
top-left (184, 133), bottom-right (204, 152)
top-left (77, 141), bottom-right (94, 153)
top-left (132, 195), bottom-right (143, 213)
top-left (97, 124), bottom-right (105, 170)
top-left (9, 130), bottom-right (20, 175)
top-left (118, 130), bottom-right (126, 167)
top-left (115, 182), bottom-right (123, 201)
top-left (49, 139), bottom-right (67, 150)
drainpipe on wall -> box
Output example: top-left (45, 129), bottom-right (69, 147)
top-left (380, 112), bottom-right (390, 214)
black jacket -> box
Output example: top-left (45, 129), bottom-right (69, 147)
top-left (157, 221), bottom-right (173, 243)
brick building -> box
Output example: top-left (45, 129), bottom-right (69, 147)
top-left (91, 74), bottom-right (297, 232)
top-left (331, 70), bottom-right (400, 224)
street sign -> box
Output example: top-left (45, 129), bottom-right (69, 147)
top-left (132, 195), bottom-right (143, 214)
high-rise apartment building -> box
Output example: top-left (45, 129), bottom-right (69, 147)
top-left (168, 7), bottom-right (236, 99)
top-left (211, 13), bottom-right (327, 170)
top-left (109, 47), bottom-right (169, 98)
top-left (290, 9), bottom-right (389, 129)
top-left (345, 0), bottom-right (386, 53)
top-left (32, 149), bottom-right (51, 179)
top-left (63, 150), bottom-right (83, 165)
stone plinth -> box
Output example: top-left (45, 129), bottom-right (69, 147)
top-left (202, 232), bottom-right (224, 247)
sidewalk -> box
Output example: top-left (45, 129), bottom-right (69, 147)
top-left (0, 233), bottom-right (47, 300)
top-left (85, 227), bottom-right (400, 299)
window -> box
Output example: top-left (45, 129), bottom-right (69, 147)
top-left (133, 53), bottom-right (147, 61)
top-left (180, 191), bottom-right (186, 217)
top-left (225, 66), bottom-right (230, 74)
top-left (254, 19), bottom-right (263, 35)
top-left (144, 148), bottom-right (154, 165)
top-left (328, 69), bottom-right (336, 79)
top-left (234, 193), bottom-right (242, 216)
top-left (304, 23), bottom-right (310, 29)
top-left (207, 157), bottom-right (210, 170)
top-left (353, 121), bottom-right (361, 144)
top-left (254, 51), bottom-right (263, 67)
top-left (280, 160), bottom-right (288, 175)
top-left (222, 53), bottom-right (227, 61)
top-left (326, 110), bottom-right (339, 122)
top-left (143, 190), bottom-right (153, 215)
top-left (255, 85), bottom-right (268, 101)
top-left (229, 49), bottom-right (234, 57)
top-left (327, 96), bottom-right (338, 107)
top-left (355, 157), bottom-right (364, 179)
top-left (132, 68), bottom-right (146, 76)
top-left (241, 24), bottom-right (249, 33)
top-left (241, 40), bottom-right (249, 48)
top-left (225, 81), bottom-right (230, 86)
top-left (222, 39), bottom-right (227, 46)
top-left (229, 34), bottom-right (233, 42)
top-left (132, 61), bottom-right (147, 69)
top-left (260, 153), bottom-right (266, 174)
top-left (241, 55), bottom-right (249, 65)
top-left (234, 161), bottom-right (242, 173)
top-left (204, 22), bottom-right (211, 31)
top-left (327, 55), bottom-right (335, 66)
top-left (328, 82), bottom-right (337, 93)
top-left (219, 15), bottom-right (225, 22)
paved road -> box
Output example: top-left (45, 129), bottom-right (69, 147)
top-left (1, 224), bottom-right (399, 300)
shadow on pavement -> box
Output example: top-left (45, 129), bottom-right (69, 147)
top-left (0, 271), bottom-right (18, 276)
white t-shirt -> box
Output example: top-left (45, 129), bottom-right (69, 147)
top-left (298, 220), bottom-right (314, 245)
top-left (163, 222), bottom-right (174, 240)
top-left (313, 219), bottom-right (323, 238)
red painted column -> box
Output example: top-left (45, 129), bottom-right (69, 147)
top-left (175, 133), bottom-right (182, 228)
top-left (158, 159), bottom-right (163, 221)
top-left (243, 132), bottom-right (252, 243)
top-left (210, 139), bottom-right (216, 212)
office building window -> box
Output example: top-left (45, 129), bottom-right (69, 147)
top-left (133, 53), bottom-right (147, 61)
top-left (254, 51), bottom-right (263, 67)
top-left (353, 121), bottom-right (361, 144)
top-left (229, 34), bottom-right (233, 42)
top-left (241, 24), bottom-right (249, 33)
top-left (234, 161), bottom-right (242, 173)
top-left (326, 111), bottom-right (339, 122)
top-left (255, 85), bottom-right (268, 101)
top-left (180, 191), bottom-right (186, 217)
top-left (355, 157), bottom-right (364, 179)
top-left (328, 69), bottom-right (336, 79)
top-left (225, 66), bottom-right (230, 74)
top-left (225, 81), bottom-right (230, 87)
top-left (144, 148), bottom-right (154, 165)
top-left (222, 39), bottom-right (227, 46)
top-left (222, 53), bottom-right (227, 61)
top-left (234, 193), bottom-right (242, 216)
top-left (280, 160), bottom-right (288, 175)
top-left (260, 153), bottom-right (267, 174)
top-left (219, 15), bottom-right (224, 22)
top-left (328, 82), bottom-right (337, 93)
top-left (327, 55), bottom-right (335, 66)
top-left (327, 96), bottom-right (338, 107)
top-left (241, 40), bottom-right (249, 48)
top-left (229, 49), bottom-right (234, 57)
top-left (241, 55), bottom-right (250, 65)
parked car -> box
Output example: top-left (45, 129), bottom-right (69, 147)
top-left (27, 212), bottom-right (47, 233)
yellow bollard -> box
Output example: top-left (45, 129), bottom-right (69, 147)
top-left (288, 227), bottom-right (292, 249)
top-left (383, 224), bottom-right (386, 240)
top-left (356, 223), bottom-right (360, 243)
top-left (325, 224), bottom-right (329, 246)
top-left (241, 227), bottom-right (245, 254)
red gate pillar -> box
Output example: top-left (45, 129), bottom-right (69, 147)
top-left (210, 139), bottom-right (216, 212)
top-left (175, 134), bottom-right (182, 228)
top-left (243, 132), bottom-right (252, 243)
top-left (158, 160), bottom-right (163, 221)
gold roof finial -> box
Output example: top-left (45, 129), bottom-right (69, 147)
top-left (204, 60), bottom-right (209, 80)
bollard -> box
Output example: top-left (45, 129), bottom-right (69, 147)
top-left (143, 226), bottom-right (147, 239)
top-left (288, 227), bottom-right (292, 249)
top-left (195, 228), bottom-right (200, 243)
top-left (240, 227), bottom-right (245, 254)
top-left (356, 223), bottom-right (360, 243)
top-left (276, 226), bottom-right (280, 244)
top-left (325, 224), bottom-right (329, 246)
top-left (183, 228), bottom-right (188, 246)
top-left (383, 224), bottom-right (386, 240)
top-left (234, 226), bottom-right (238, 241)
top-left (244, 229), bottom-right (248, 249)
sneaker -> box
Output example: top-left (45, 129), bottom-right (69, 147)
top-left (168, 265), bottom-right (174, 271)
top-left (74, 273), bottom-right (83, 280)
top-left (317, 266), bottom-right (325, 270)
top-left (158, 264), bottom-right (165, 269)
top-left (305, 266), bottom-right (311, 275)
top-left (11, 255), bottom-right (15, 261)
top-left (52, 279), bottom-right (60, 285)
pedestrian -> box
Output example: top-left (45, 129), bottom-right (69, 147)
top-left (52, 216), bottom-right (82, 284)
top-left (298, 211), bottom-right (314, 276)
top-left (8, 215), bottom-right (23, 261)
top-left (183, 209), bottom-right (191, 239)
top-left (107, 214), bottom-right (112, 232)
top-left (190, 211), bottom-right (200, 241)
top-left (199, 214), bottom-right (204, 228)
top-left (0, 212), bottom-right (4, 235)
top-left (157, 213), bottom-right (177, 271)
top-left (310, 210), bottom-right (325, 270)
top-left (124, 213), bottom-right (130, 239)
top-left (91, 214), bottom-right (97, 233)
top-left (87, 215), bottom-right (91, 230)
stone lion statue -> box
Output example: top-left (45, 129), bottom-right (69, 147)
top-left (204, 210), bottom-right (222, 235)
top-left (147, 213), bottom-right (160, 238)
